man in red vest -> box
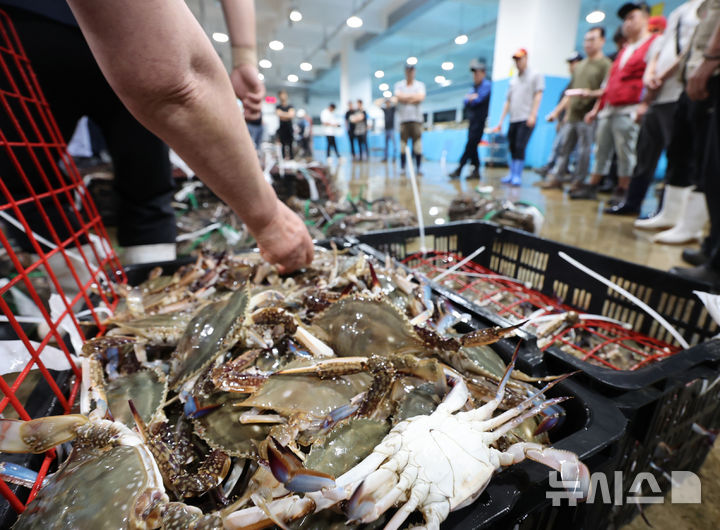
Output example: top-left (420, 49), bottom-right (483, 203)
top-left (570, 2), bottom-right (657, 200)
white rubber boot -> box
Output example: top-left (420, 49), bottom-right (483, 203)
top-left (652, 191), bottom-right (709, 244)
top-left (634, 185), bottom-right (690, 230)
top-left (122, 243), bottom-right (177, 265)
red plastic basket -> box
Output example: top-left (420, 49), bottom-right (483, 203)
top-left (0, 10), bottom-right (125, 513)
top-left (402, 251), bottom-right (681, 371)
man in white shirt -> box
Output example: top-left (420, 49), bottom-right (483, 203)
top-left (492, 48), bottom-right (545, 186)
top-left (320, 103), bottom-right (340, 158)
top-left (393, 65), bottom-right (426, 175)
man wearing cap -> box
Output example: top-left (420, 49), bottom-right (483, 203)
top-left (607, 0), bottom-right (703, 215)
top-left (491, 48), bottom-right (544, 186)
top-left (449, 59), bottom-right (491, 179)
top-left (571, 2), bottom-right (657, 200)
top-left (540, 27), bottom-right (612, 189)
top-left (394, 65), bottom-right (426, 175)
top-left (535, 50), bottom-right (585, 181)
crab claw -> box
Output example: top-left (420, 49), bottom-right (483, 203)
top-left (460, 320), bottom-right (527, 347)
top-left (533, 412), bottom-right (564, 436)
top-left (267, 439), bottom-right (336, 493)
top-left (0, 415), bottom-right (87, 454)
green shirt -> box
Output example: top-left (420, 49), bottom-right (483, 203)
top-left (567, 57), bottom-right (612, 122)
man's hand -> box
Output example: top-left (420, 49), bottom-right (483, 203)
top-left (634, 101), bottom-right (649, 123)
top-left (584, 108), bottom-right (598, 124)
top-left (231, 63), bottom-right (265, 119)
top-left (687, 59), bottom-right (719, 101)
top-left (253, 199), bottom-right (314, 274)
top-left (546, 111), bottom-right (557, 122)
top-left (526, 115), bottom-right (536, 128)
top-left (490, 125), bottom-right (502, 133)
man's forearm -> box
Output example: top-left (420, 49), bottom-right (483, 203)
top-left (221, 0), bottom-right (257, 67)
top-left (67, 0), bottom-right (278, 233)
top-left (530, 91), bottom-right (543, 119)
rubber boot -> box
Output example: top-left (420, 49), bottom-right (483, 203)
top-left (634, 185), bottom-right (690, 230)
top-left (501, 159), bottom-right (518, 184)
top-left (653, 191), bottom-right (709, 244)
top-left (123, 243), bottom-right (177, 265)
top-left (415, 154), bottom-right (422, 175)
top-left (510, 159), bottom-right (523, 186)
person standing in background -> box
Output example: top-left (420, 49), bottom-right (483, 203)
top-left (540, 28), bottom-right (611, 189)
top-left (276, 89), bottom-right (295, 160)
top-left (321, 102), bottom-right (340, 159)
top-left (296, 109), bottom-right (312, 159)
top-left (345, 100), bottom-right (357, 161)
top-left (375, 97), bottom-right (397, 163)
top-left (449, 59), bottom-right (491, 180)
top-left (571, 2), bottom-right (657, 200)
top-left (351, 99), bottom-right (369, 161)
top-left (492, 48), bottom-right (545, 186)
top-left (394, 64), bottom-right (426, 175)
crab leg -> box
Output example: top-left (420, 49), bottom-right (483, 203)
top-left (267, 438), bottom-right (336, 493)
top-left (0, 415), bottom-right (88, 453)
top-left (460, 320), bottom-right (527, 347)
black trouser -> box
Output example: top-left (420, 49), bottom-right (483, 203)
top-left (702, 77), bottom-right (720, 270)
top-left (326, 136), bottom-right (339, 157)
top-left (458, 126), bottom-right (484, 170)
top-left (665, 91), bottom-right (710, 190)
top-left (356, 133), bottom-right (368, 160)
top-left (2, 8), bottom-right (175, 250)
top-left (347, 131), bottom-right (356, 156)
top-left (278, 128), bottom-right (294, 159)
top-left (508, 121), bottom-right (533, 160)
top-left (623, 102), bottom-right (677, 209)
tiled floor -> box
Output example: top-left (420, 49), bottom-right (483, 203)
top-left (327, 155), bottom-right (716, 530)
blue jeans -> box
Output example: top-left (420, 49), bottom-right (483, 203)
top-left (247, 123), bottom-right (263, 149)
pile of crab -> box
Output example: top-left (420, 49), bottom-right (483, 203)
top-left (0, 247), bottom-right (590, 529)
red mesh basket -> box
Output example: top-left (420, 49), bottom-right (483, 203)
top-left (0, 10), bottom-right (124, 513)
top-left (402, 251), bottom-right (681, 371)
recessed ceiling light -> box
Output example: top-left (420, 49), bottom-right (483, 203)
top-left (435, 218), bottom-right (446, 225)
top-left (379, 83), bottom-right (389, 91)
top-left (375, 70), bottom-right (385, 79)
top-left (259, 59), bottom-right (272, 69)
top-left (441, 61), bottom-right (454, 71)
top-left (212, 32), bottom-right (229, 43)
top-left (289, 9), bottom-right (303, 22)
top-left (269, 40), bottom-right (284, 51)
top-left (406, 56), bottom-right (418, 66)
top-left (383, 90), bottom-right (392, 98)
top-left (300, 62), bottom-right (313, 71)
top-left (454, 34), bottom-right (468, 45)
top-left (287, 74), bottom-right (299, 83)
top-left (585, 10), bottom-right (605, 23)
top-left (346, 15), bottom-right (363, 28)
top-left (434, 75), bottom-right (446, 84)
top-left (258, 73), bottom-right (265, 81)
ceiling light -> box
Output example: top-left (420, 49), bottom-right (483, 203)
top-left (346, 15), bottom-right (363, 28)
top-left (442, 80), bottom-right (453, 87)
top-left (259, 59), bottom-right (272, 69)
top-left (406, 56), bottom-right (418, 66)
top-left (585, 10), bottom-right (605, 23)
top-left (383, 90), bottom-right (392, 98)
top-left (289, 9), bottom-right (303, 22)
top-left (441, 61), bottom-right (454, 71)
top-left (258, 73), bottom-right (265, 81)
top-left (287, 74), bottom-right (299, 83)
top-left (375, 70), bottom-right (385, 78)
top-left (434, 75), bottom-right (446, 84)
top-left (269, 40), bottom-right (284, 51)
top-left (300, 62), bottom-right (313, 71)
top-left (428, 206), bottom-right (439, 216)
top-left (212, 32), bottom-right (229, 43)
top-left (379, 83), bottom-right (389, 91)
top-left (435, 218), bottom-right (446, 225)
top-left (454, 34), bottom-right (468, 45)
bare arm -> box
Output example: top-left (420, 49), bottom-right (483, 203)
top-left (492, 100), bottom-right (510, 132)
top-left (548, 95), bottom-right (570, 121)
top-left (67, 0), bottom-right (312, 271)
top-left (688, 15), bottom-right (720, 100)
top-left (527, 90), bottom-right (543, 127)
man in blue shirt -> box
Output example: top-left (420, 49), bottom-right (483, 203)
top-left (450, 59), bottom-right (491, 179)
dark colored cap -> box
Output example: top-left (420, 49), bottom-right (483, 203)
top-left (617, 2), bottom-right (650, 20)
top-left (512, 48), bottom-right (528, 59)
top-left (566, 51), bottom-right (584, 63)
top-left (469, 59), bottom-right (486, 71)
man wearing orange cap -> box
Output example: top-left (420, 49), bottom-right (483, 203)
top-left (492, 48), bottom-right (545, 186)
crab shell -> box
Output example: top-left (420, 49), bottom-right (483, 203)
top-left (12, 420), bottom-right (168, 530)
